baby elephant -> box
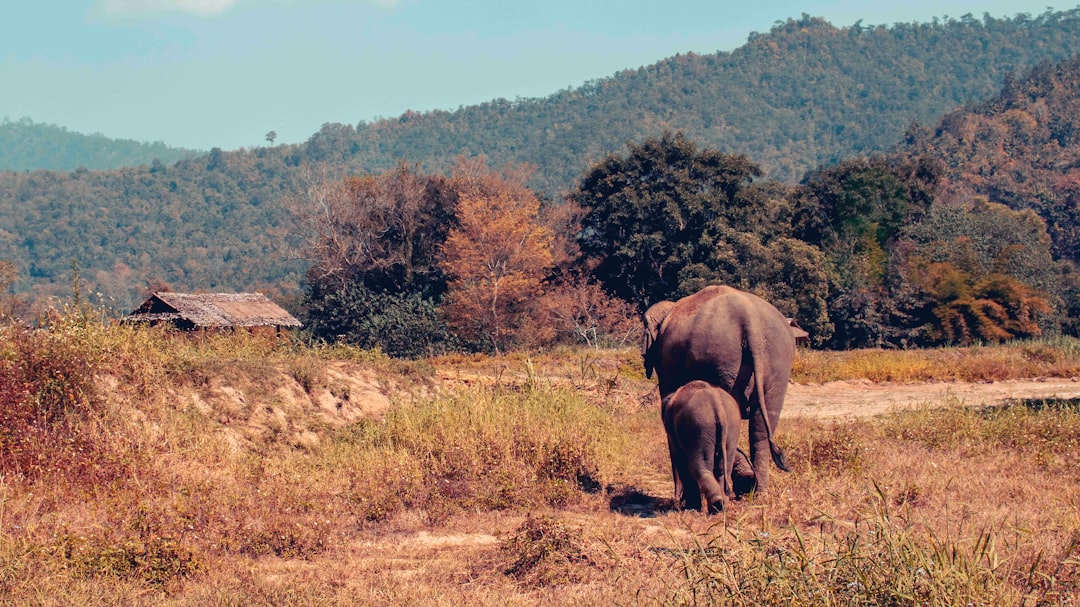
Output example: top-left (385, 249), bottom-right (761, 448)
top-left (662, 380), bottom-right (744, 514)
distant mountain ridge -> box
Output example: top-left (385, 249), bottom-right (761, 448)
top-left (0, 117), bottom-right (200, 171)
top-left (4, 10), bottom-right (1080, 309)
top-left (313, 10), bottom-right (1080, 192)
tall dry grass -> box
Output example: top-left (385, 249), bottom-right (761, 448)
top-left (626, 401), bottom-right (1080, 605)
top-left (0, 314), bottom-right (642, 603)
top-left (0, 313), bottom-right (1077, 604)
top-left (792, 337), bottom-right (1080, 383)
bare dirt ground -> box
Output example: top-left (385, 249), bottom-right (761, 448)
top-left (784, 376), bottom-right (1080, 419)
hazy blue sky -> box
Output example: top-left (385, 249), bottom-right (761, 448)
top-left (0, 1), bottom-right (1064, 151)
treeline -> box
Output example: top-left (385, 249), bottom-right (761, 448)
top-left (2, 10), bottom-right (1080, 319)
top-left (295, 126), bottom-right (1074, 356)
top-left (0, 147), bottom-right (308, 310)
top-left (298, 46), bottom-right (1080, 353)
top-left (294, 158), bottom-right (623, 356)
top-left (0, 118), bottom-right (199, 172)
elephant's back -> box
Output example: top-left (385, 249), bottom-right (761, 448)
top-left (657, 294), bottom-right (745, 389)
top-left (668, 380), bottom-right (732, 426)
top-left (699, 288), bottom-right (795, 348)
top-left (658, 286), bottom-right (795, 384)
top-left (665, 287), bottom-right (759, 343)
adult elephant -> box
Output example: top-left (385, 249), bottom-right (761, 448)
top-left (643, 285), bottom-right (808, 494)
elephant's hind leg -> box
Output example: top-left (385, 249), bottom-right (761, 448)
top-left (677, 461), bottom-right (704, 511)
top-left (688, 457), bottom-right (725, 513)
top-left (731, 448), bottom-right (756, 497)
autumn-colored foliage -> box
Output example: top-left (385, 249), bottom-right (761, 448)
top-left (0, 318), bottom-right (130, 484)
top-left (911, 260), bottom-right (1052, 344)
top-left (534, 276), bottom-right (640, 349)
top-left (889, 200), bottom-right (1061, 346)
top-left (294, 162), bottom-right (454, 293)
top-left (440, 176), bottom-right (554, 353)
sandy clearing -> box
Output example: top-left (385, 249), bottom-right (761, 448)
top-left (784, 377), bottom-right (1080, 419)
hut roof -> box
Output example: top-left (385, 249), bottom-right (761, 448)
top-left (126, 292), bottom-right (302, 328)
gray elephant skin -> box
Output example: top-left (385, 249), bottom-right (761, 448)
top-left (662, 380), bottom-right (745, 513)
top-left (643, 285), bottom-right (807, 494)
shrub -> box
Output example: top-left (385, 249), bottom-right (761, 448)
top-left (786, 419), bottom-right (869, 476)
top-left (501, 515), bottom-right (595, 587)
top-left (57, 534), bottom-right (202, 587)
top-left (0, 321), bottom-right (130, 484)
top-left (303, 282), bottom-right (456, 358)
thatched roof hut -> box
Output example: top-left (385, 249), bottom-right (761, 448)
top-left (125, 292), bottom-right (301, 332)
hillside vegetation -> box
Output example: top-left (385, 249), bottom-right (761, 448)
top-left (0, 315), bottom-right (1077, 604)
top-left (3, 11), bottom-right (1080, 310)
top-left (903, 55), bottom-right (1080, 266)
top-left (0, 117), bottom-right (199, 171)
top-left (328, 10), bottom-right (1080, 190)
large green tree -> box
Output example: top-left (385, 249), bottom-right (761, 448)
top-left (790, 156), bottom-right (940, 347)
top-left (572, 133), bottom-right (830, 340)
top-left (574, 133), bottom-right (762, 306)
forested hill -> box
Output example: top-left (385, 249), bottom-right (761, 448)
top-left (320, 10), bottom-right (1080, 192)
top-left (4, 10), bottom-right (1080, 309)
top-left (901, 55), bottom-right (1080, 266)
top-left (0, 118), bottom-right (200, 171)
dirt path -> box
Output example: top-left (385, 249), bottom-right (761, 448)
top-left (432, 365), bottom-right (1080, 421)
top-left (784, 377), bottom-right (1080, 419)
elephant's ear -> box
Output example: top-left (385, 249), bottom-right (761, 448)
top-left (642, 340), bottom-right (657, 379)
top-left (641, 326), bottom-right (657, 379)
top-left (787, 318), bottom-right (810, 346)
top-left (642, 301), bottom-right (675, 379)
top-left (641, 321), bottom-right (657, 358)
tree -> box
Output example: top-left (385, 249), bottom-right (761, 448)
top-left (793, 156), bottom-right (938, 258)
top-left (571, 133), bottom-right (832, 340)
top-left (265, 131), bottom-right (277, 145)
top-left (890, 199), bottom-right (1060, 344)
top-left (292, 163), bottom-right (457, 355)
top-left (790, 156), bottom-right (940, 347)
top-left (534, 275), bottom-right (639, 349)
top-left (292, 162), bottom-right (454, 295)
top-left (301, 281), bottom-right (453, 358)
top-left (904, 257), bottom-right (1052, 345)
top-left (573, 132), bottom-right (766, 308)
top-left (439, 184), bottom-right (554, 354)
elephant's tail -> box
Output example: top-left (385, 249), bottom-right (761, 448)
top-left (750, 336), bottom-right (790, 473)
top-left (769, 436), bottom-right (790, 472)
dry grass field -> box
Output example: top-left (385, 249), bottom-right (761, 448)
top-left (1, 314), bottom-right (1079, 605)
